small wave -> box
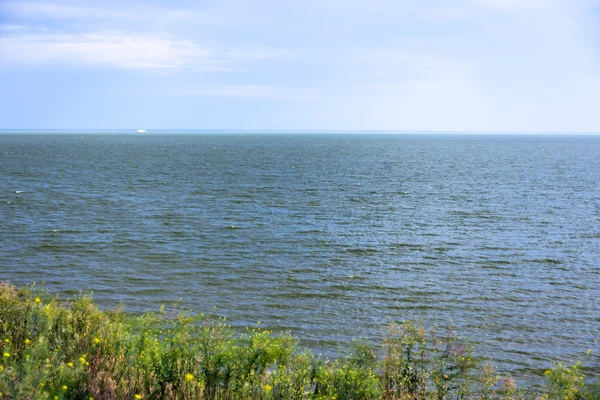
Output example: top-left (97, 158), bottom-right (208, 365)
top-left (348, 197), bottom-right (364, 203)
top-left (479, 264), bottom-right (508, 270)
top-left (56, 229), bottom-right (79, 234)
top-left (277, 291), bottom-right (350, 300)
top-left (389, 243), bottom-right (423, 251)
top-left (296, 229), bottom-right (323, 234)
top-left (288, 267), bottom-right (321, 274)
top-left (390, 243), bottom-right (412, 247)
top-left (15, 191), bottom-right (24, 194)
top-left (527, 258), bottom-right (562, 265)
top-left (450, 210), bottom-right (498, 220)
top-left (480, 246), bottom-right (510, 251)
top-left (31, 243), bottom-right (89, 253)
top-left (346, 248), bottom-right (378, 255)
top-left (481, 259), bottom-right (513, 265)
top-left (232, 193), bottom-right (254, 199)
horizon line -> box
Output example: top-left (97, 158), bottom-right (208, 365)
top-left (1, 129), bottom-right (600, 135)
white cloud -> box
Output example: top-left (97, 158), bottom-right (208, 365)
top-left (0, 33), bottom-right (213, 69)
top-left (172, 85), bottom-right (316, 101)
top-left (1, 1), bottom-right (240, 28)
top-left (0, 23), bottom-right (50, 32)
top-left (0, 30), bottom-right (290, 70)
top-left (472, 0), bottom-right (556, 12)
top-left (0, 1), bottom-right (289, 70)
top-left (2, 1), bottom-right (133, 20)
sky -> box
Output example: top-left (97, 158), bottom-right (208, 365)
top-left (0, 0), bottom-right (599, 132)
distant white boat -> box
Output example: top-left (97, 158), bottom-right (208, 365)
top-left (136, 129), bottom-right (146, 133)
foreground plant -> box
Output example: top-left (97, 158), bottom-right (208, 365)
top-left (0, 283), bottom-right (597, 399)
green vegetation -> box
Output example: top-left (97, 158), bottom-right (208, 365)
top-left (0, 283), bottom-right (597, 399)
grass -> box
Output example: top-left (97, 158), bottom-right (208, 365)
top-left (0, 282), bottom-right (597, 399)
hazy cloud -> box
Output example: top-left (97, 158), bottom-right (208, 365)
top-left (0, 0), bottom-right (598, 131)
top-left (0, 33), bottom-right (213, 69)
top-left (172, 85), bottom-right (317, 101)
top-left (0, 32), bottom-right (290, 70)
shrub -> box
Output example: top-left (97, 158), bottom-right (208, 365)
top-left (0, 283), bottom-right (598, 399)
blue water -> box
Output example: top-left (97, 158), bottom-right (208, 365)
top-left (1, 133), bottom-right (599, 381)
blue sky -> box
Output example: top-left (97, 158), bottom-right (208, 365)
top-left (0, 0), bottom-right (598, 131)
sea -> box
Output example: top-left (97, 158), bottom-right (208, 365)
top-left (1, 132), bottom-right (599, 383)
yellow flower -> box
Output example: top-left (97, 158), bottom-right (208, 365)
top-left (67, 362), bottom-right (73, 367)
top-left (25, 338), bottom-right (31, 345)
top-left (35, 297), bottom-right (41, 303)
top-left (0, 365), bottom-right (4, 372)
top-left (587, 349), bottom-right (592, 355)
top-left (135, 394), bottom-right (142, 399)
top-left (61, 385), bottom-right (68, 391)
top-left (3, 352), bottom-right (9, 358)
top-left (544, 370), bottom-right (551, 375)
top-left (4, 339), bottom-right (9, 343)
top-left (185, 373), bottom-right (194, 382)
top-left (264, 384), bottom-right (273, 391)
top-left (93, 337), bottom-right (101, 344)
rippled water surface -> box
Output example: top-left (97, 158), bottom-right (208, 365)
top-left (1, 133), bottom-right (599, 381)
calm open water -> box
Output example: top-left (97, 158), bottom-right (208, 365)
top-left (1, 133), bottom-right (599, 381)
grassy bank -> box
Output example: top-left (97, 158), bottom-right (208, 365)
top-left (0, 283), bottom-right (597, 399)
